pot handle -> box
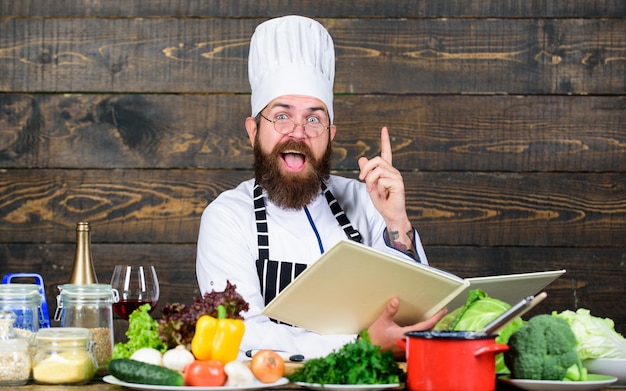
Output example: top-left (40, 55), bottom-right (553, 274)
top-left (396, 338), bottom-right (407, 351)
top-left (474, 344), bottom-right (509, 357)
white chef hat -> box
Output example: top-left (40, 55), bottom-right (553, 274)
top-left (248, 15), bottom-right (336, 122)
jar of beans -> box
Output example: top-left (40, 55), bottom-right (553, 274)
top-left (0, 311), bottom-right (31, 386)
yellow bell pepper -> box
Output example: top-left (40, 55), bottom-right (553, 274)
top-left (191, 304), bottom-right (245, 364)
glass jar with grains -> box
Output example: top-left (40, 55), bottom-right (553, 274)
top-left (55, 283), bottom-right (118, 375)
top-left (0, 310), bottom-right (31, 386)
top-left (0, 284), bottom-right (41, 334)
top-left (32, 327), bottom-right (96, 385)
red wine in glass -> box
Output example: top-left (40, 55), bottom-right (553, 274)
top-left (112, 298), bottom-right (159, 320)
top-left (110, 265), bottom-right (160, 320)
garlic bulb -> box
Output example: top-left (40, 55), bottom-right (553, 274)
top-left (162, 345), bottom-right (195, 372)
top-left (225, 361), bottom-right (256, 386)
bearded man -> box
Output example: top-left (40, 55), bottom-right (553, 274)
top-left (196, 15), bottom-right (445, 360)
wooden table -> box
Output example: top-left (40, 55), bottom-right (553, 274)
top-left (16, 361), bottom-right (625, 390)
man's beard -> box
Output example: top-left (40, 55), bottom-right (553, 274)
top-left (254, 137), bottom-right (332, 210)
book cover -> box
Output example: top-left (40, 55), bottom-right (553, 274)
top-left (262, 239), bottom-right (564, 334)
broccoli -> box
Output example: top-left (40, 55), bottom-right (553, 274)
top-left (504, 314), bottom-right (588, 381)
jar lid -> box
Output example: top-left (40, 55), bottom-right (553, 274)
top-left (0, 284), bottom-right (41, 302)
top-left (36, 327), bottom-right (91, 342)
top-left (58, 284), bottom-right (114, 299)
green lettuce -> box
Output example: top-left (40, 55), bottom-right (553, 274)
top-left (552, 308), bottom-right (626, 360)
top-left (435, 289), bottom-right (525, 373)
top-left (112, 304), bottom-right (167, 359)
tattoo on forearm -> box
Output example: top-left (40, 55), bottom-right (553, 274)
top-left (386, 228), bottom-right (419, 260)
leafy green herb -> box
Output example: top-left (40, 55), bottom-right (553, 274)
top-left (288, 331), bottom-right (405, 385)
top-left (112, 304), bottom-right (167, 359)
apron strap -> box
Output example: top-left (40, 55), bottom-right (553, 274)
top-left (253, 183), bottom-right (270, 262)
top-left (320, 182), bottom-right (363, 244)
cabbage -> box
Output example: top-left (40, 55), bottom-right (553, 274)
top-left (553, 308), bottom-right (626, 359)
top-left (435, 289), bottom-right (525, 373)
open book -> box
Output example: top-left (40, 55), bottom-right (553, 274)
top-left (261, 239), bottom-right (564, 334)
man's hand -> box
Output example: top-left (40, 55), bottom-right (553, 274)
top-left (367, 297), bottom-right (447, 359)
top-left (358, 127), bottom-right (416, 256)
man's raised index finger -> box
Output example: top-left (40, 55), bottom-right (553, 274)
top-left (380, 126), bottom-right (392, 165)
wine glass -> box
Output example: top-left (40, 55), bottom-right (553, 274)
top-left (110, 265), bottom-right (160, 320)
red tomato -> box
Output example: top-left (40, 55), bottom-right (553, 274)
top-left (250, 350), bottom-right (285, 383)
top-left (184, 360), bottom-right (226, 386)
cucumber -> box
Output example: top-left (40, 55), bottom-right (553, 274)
top-left (108, 358), bottom-right (184, 386)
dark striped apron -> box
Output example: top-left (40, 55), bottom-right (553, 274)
top-left (254, 181), bottom-right (362, 308)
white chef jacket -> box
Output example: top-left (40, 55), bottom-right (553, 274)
top-left (196, 175), bottom-right (429, 359)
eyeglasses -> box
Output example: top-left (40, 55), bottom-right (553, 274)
top-left (260, 113), bottom-right (330, 138)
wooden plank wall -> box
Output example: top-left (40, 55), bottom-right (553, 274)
top-left (1, 1), bottom-right (625, 340)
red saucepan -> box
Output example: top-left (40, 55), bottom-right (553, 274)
top-left (397, 330), bottom-right (508, 391)
top-left (396, 293), bottom-right (547, 391)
